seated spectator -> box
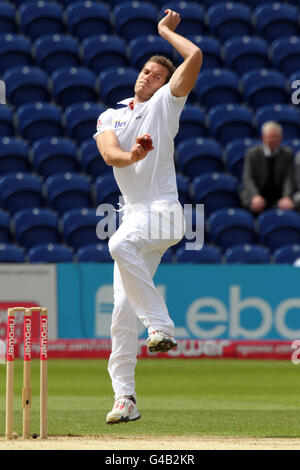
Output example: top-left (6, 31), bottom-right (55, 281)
top-left (240, 121), bottom-right (295, 214)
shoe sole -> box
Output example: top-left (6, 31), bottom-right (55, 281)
top-left (107, 414), bottom-right (141, 425)
top-left (148, 338), bottom-right (177, 353)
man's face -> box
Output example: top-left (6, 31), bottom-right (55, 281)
top-left (134, 62), bottom-right (169, 102)
top-left (262, 128), bottom-right (282, 152)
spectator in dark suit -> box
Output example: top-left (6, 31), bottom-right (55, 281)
top-left (240, 121), bottom-right (295, 214)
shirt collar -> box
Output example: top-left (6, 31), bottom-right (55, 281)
top-left (263, 143), bottom-right (280, 157)
top-left (117, 98), bottom-right (135, 110)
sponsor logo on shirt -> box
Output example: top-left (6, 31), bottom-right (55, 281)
top-left (114, 120), bottom-right (127, 129)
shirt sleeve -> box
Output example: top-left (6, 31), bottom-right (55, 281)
top-left (93, 108), bottom-right (114, 139)
top-left (150, 83), bottom-right (187, 123)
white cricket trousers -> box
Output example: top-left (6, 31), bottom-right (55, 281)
top-left (107, 198), bottom-right (185, 398)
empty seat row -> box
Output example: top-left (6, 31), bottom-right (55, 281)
top-left (2, 195), bottom-right (300, 253)
top-left (171, 242), bottom-right (300, 264)
top-left (1, 63), bottom-right (299, 113)
top-left (169, 207), bottom-right (300, 254)
top-left (1, 121), bottom-right (299, 184)
top-left (2, 65), bottom-right (98, 109)
top-left (0, 205), bottom-right (120, 249)
top-left (0, 172), bottom-right (121, 215)
top-left (2, 239), bottom-right (300, 264)
top-left (1, 100), bottom-right (299, 147)
top-left (2, 32), bottom-right (300, 79)
top-left (0, 242), bottom-right (113, 262)
top-left (206, 208), bottom-right (300, 252)
top-left (1, 1), bottom-right (300, 43)
top-left (0, 102), bottom-right (105, 144)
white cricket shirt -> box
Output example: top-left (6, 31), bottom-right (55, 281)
top-left (93, 83), bottom-right (187, 205)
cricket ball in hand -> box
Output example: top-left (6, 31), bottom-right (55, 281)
top-left (141, 137), bottom-right (153, 151)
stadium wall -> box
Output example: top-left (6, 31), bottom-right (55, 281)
top-left (1, 263), bottom-right (300, 360)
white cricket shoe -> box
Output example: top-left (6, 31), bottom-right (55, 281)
top-left (106, 396), bottom-right (141, 425)
top-left (147, 330), bottom-right (178, 353)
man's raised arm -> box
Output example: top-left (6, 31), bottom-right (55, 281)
top-left (158, 9), bottom-right (202, 98)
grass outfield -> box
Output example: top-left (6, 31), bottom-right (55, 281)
top-left (1, 358), bottom-right (300, 438)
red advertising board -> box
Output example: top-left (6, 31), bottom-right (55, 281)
top-left (8, 339), bottom-right (293, 360)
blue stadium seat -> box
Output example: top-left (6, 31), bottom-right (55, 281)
top-left (160, 2), bottom-right (206, 36)
top-left (207, 2), bottom-right (253, 42)
top-left (113, 2), bottom-right (158, 42)
top-left (0, 173), bottom-right (43, 215)
top-left (3, 66), bottom-right (49, 107)
top-left (177, 138), bottom-right (224, 179)
top-left (225, 137), bottom-right (261, 180)
top-left (196, 69), bottom-right (241, 108)
top-left (32, 137), bottom-right (79, 177)
top-left (62, 208), bottom-right (101, 249)
top-left (28, 243), bottom-right (73, 262)
top-left (208, 207), bottom-right (256, 250)
top-left (255, 3), bottom-right (300, 43)
top-left (14, 207), bottom-right (59, 249)
top-left (224, 36), bottom-right (269, 77)
top-left (19, 0), bottom-right (65, 40)
top-left (65, 102), bottom-right (106, 144)
top-left (99, 67), bottom-right (138, 108)
top-left (82, 35), bottom-right (127, 75)
top-left (176, 174), bottom-right (192, 205)
top-left (175, 105), bottom-right (206, 145)
top-left (256, 104), bottom-right (300, 139)
top-left (273, 244), bottom-right (300, 264)
top-left (0, 34), bottom-right (32, 74)
top-left (46, 173), bottom-right (92, 215)
top-left (66, 1), bottom-right (111, 41)
top-left (283, 139), bottom-right (300, 155)
top-left (0, 3), bottom-right (17, 34)
top-left (0, 106), bottom-right (14, 137)
top-left (95, 173), bottom-right (121, 207)
top-left (129, 35), bottom-right (175, 70)
top-left (34, 34), bottom-right (80, 74)
top-left (175, 244), bottom-right (222, 263)
top-left (187, 35), bottom-right (222, 71)
top-left (192, 173), bottom-right (240, 216)
top-left (77, 243), bottom-right (112, 262)
top-left (0, 137), bottom-right (30, 175)
top-left (0, 210), bottom-right (11, 243)
top-left (258, 209), bottom-right (300, 252)
top-left (208, 104), bottom-right (255, 145)
top-left (242, 69), bottom-right (289, 109)
top-left (17, 102), bottom-right (63, 144)
top-left (0, 243), bottom-right (25, 263)
top-left (272, 37), bottom-right (300, 77)
top-left (80, 138), bottom-right (112, 180)
top-left (52, 67), bottom-right (97, 109)
top-left (225, 244), bottom-right (271, 264)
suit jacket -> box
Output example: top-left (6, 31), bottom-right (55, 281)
top-left (240, 145), bottom-right (294, 208)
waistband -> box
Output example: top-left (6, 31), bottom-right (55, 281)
top-left (117, 194), bottom-right (181, 213)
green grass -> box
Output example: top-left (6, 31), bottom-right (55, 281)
top-left (1, 358), bottom-right (300, 437)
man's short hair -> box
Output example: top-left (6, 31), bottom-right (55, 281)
top-left (143, 55), bottom-right (176, 82)
top-left (261, 121), bottom-right (283, 136)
